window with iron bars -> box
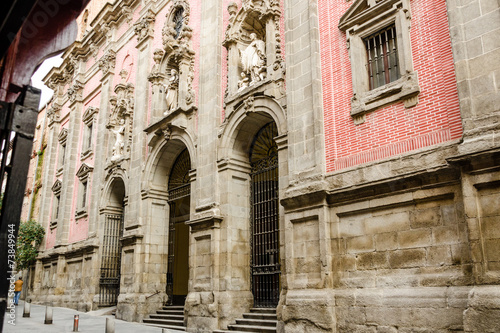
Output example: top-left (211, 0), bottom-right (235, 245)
top-left (365, 24), bottom-right (400, 90)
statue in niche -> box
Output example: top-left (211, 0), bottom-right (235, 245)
top-left (111, 118), bottom-right (126, 160)
top-left (240, 33), bottom-right (266, 85)
top-left (238, 71), bottom-right (249, 91)
top-left (163, 69), bottom-right (179, 115)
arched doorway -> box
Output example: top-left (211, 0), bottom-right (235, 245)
top-left (99, 178), bottom-right (125, 306)
top-left (249, 122), bottom-right (280, 307)
top-left (167, 148), bottom-right (191, 305)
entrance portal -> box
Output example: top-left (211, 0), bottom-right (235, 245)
top-left (99, 214), bottom-right (124, 306)
top-left (167, 148), bottom-right (191, 305)
top-left (99, 178), bottom-right (125, 306)
top-left (249, 122), bottom-right (280, 307)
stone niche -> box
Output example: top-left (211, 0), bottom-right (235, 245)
top-left (148, 0), bottom-right (196, 123)
top-left (106, 69), bottom-right (134, 168)
top-left (223, 0), bottom-right (285, 104)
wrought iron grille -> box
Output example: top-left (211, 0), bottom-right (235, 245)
top-left (99, 214), bottom-right (124, 306)
top-left (250, 122), bottom-right (280, 308)
top-left (365, 24), bottom-right (400, 90)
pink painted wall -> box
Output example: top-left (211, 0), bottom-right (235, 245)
top-left (319, 0), bottom-right (462, 172)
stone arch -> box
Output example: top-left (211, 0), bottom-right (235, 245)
top-left (219, 95), bottom-right (287, 162)
top-left (102, 170), bottom-right (128, 213)
top-left (144, 128), bottom-right (196, 193)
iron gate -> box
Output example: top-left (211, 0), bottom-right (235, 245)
top-left (99, 214), bottom-right (124, 306)
top-left (250, 122), bottom-right (280, 308)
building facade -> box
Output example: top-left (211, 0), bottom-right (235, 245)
top-left (29, 0), bottom-right (500, 332)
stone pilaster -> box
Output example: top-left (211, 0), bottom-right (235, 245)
top-left (55, 81), bottom-right (84, 246)
top-left (283, 0), bottom-right (325, 182)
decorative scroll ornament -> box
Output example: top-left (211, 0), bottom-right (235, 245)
top-left (63, 59), bottom-right (77, 82)
top-left (134, 9), bottom-right (156, 43)
top-left (47, 103), bottom-right (62, 124)
top-left (244, 95), bottom-right (255, 113)
top-left (162, 126), bottom-right (172, 141)
top-left (98, 50), bottom-right (116, 76)
top-left (67, 81), bottom-right (83, 103)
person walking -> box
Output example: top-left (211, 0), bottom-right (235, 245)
top-left (14, 276), bottom-right (23, 305)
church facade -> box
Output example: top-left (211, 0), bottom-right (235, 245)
top-left (30, 0), bottom-right (500, 331)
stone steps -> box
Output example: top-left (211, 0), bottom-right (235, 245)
top-left (213, 308), bottom-right (277, 333)
top-left (143, 305), bottom-right (186, 331)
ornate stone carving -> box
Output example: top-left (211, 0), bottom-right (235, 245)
top-left (47, 103), bottom-right (62, 125)
top-left (162, 0), bottom-right (194, 53)
top-left (223, 0), bottom-right (284, 98)
top-left (163, 69), bottom-right (179, 115)
top-left (162, 126), bottom-right (172, 141)
top-left (98, 50), bottom-right (116, 76)
top-left (185, 62), bottom-right (195, 106)
top-left (134, 9), bottom-right (155, 43)
top-left (111, 118), bottom-right (126, 161)
top-left (151, 49), bottom-right (164, 75)
top-left (67, 81), bottom-right (83, 103)
top-left (243, 95), bottom-right (255, 113)
top-left (240, 33), bottom-right (267, 85)
top-left (122, 6), bottom-right (133, 24)
top-left (107, 70), bottom-right (134, 163)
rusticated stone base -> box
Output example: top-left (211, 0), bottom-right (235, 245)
top-left (185, 291), bottom-right (219, 332)
top-left (464, 286), bottom-right (500, 333)
top-left (115, 292), bottom-right (166, 323)
top-left (278, 289), bottom-right (336, 333)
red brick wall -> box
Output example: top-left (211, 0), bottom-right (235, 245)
top-left (319, 0), bottom-right (462, 172)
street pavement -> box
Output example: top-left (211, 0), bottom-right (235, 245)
top-left (3, 300), bottom-right (184, 333)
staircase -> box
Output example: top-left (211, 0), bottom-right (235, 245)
top-left (213, 308), bottom-right (277, 333)
top-left (143, 305), bottom-right (186, 331)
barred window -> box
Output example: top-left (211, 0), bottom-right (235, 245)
top-left (81, 180), bottom-right (88, 209)
top-left (365, 25), bottom-right (400, 90)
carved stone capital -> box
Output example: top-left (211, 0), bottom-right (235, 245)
top-left (47, 103), bottom-right (62, 125)
top-left (134, 9), bottom-right (155, 44)
top-left (98, 50), bottom-right (116, 77)
top-left (67, 81), bottom-right (84, 104)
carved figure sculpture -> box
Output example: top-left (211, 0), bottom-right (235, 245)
top-left (163, 69), bottom-right (179, 114)
top-left (238, 71), bottom-right (250, 91)
top-left (241, 33), bottom-right (266, 85)
top-left (111, 118), bottom-right (126, 159)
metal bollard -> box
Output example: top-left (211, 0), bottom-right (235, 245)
top-left (105, 317), bottom-right (115, 333)
top-left (73, 314), bottom-right (79, 331)
top-left (23, 301), bottom-right (30, 318)
top-left (44, 306), bottom-right (53, 324)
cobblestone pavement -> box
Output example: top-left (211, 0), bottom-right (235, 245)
top-left (3, 300), bottom-right (184, 333)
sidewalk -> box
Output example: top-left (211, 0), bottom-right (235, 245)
top-left (3, 301), bottom-right (184, 333)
